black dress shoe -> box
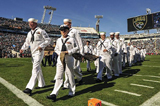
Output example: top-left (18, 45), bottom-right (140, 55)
top-left (68, 95), bottom-right (74, 98)
top-left (47, 94), bottom-right (56, 102)
top-left (78, 79), bottom-right (83, 85)
top-left (23, 88), bottom-right (32, 95)
top-left (104, 75), bottom-right (107, 78)
top-left (62, 87), bottom-right (68, 90)
top-left (50, 80), bottom-right (56, 83)
top-left (95, 79), bottom-right (102, 83)
top-left (87, 69), bottom-right (90, 72)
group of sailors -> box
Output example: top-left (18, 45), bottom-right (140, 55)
top-left (20, 18), bottom-right (146, 102)
top-left (84, 32), bottom-right (146, 83)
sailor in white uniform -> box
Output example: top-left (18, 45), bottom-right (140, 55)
top-left (20, 18), bottom-right (51, 95)
top-left (115, 32), bottom-right (127, 74)
top-left (96, 32), bottom-right (113, 82)
top-left (109, 32), bottom-right (120, 77)
top-left (47, 25), bottom-right (79, 102)
top-left (62, 19), bottom-right (84, 90)
top-left (84, 40), bottom-right (94, 71)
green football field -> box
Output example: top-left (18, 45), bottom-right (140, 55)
top-left (0, 55), bottom-right (160, 106)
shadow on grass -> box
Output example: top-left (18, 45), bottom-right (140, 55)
top-left (57, 82), bottom-right (115, 101)
top-left (121, 69), bottom-right (140, 78)
top-left (31, 84), bottom-right (54, 96)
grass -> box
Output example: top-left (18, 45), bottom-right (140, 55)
top-left (0, 55), bottom-right (160, 106)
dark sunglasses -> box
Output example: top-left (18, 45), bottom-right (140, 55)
top-left (61, 29), bottom-right (68, 32)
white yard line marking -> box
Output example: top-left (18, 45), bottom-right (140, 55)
top-left (134, 74), bottom-right (160, 78)
top-left (0, 77), bottom-right (43, 106)
top-left (114, 89), bottom-right (141, 96)
top-left (142, 65), bottom-right (160, 68)
top-left (140, 91), bottom-right (160, 106)
top-left (130, 83), bottom-right (154, 89)
top-left (89, 98), bottom-right (118, 106)
top-left (143, 79), bottom-right (160, 83)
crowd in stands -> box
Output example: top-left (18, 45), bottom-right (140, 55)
top-left (131, 39), bottom-right (160, 54)
top-left (1, 30), bottom-right (160, 58)
top-left (1, 17), bottom-right (160, 58)
top-left (0, 17), bottom-right (60, 33)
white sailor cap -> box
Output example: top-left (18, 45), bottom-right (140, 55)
top-left (100, 32), bottom-right (106, 35)
top-left (28, 18), bottom-right (38, 23)
top-left (115, 32), bottom-right (120, 35)
top-left (63, 19), bottom-right (72, 23)
top-left (59, 24), bottom-right (69, 30)
top-left (110, 32), bottom-right (114, 35)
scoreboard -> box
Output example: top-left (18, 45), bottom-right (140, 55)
top-left (127, 11), bottom-right (160, 32)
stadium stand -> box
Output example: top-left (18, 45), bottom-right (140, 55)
top-left (2, 16), bottom-right (160, 58)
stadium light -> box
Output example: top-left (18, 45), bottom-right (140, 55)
top-left (41, 6), bottom-right (56, 24)
top-left (146, 8), bottom-right (151, 15)
top-left (95, 15), bottom-right (103, 32)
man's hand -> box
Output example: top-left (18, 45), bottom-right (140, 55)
top-left (64, 51), bottom-right (68, 54)
top-left (61, 51), bottom-right (68, 54)
top-left (38, 47), bottom-right (42, 52)
top-left (20, 49), bottom-right (23, 53)
top-left (103, 49), bottom-right (108, 52)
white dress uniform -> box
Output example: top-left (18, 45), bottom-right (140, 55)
top-left (21, 27), bottom-right (51, 90)
top-left (63, 28), bottom-right (83, 88)
top-left (84, 44), bottom-right (94, 70)
top-left (115, 38), bottom-right (126, 74)
top-left (96, 39), bottom-right (113, 80)
top-left (143, 48), bottom-right (146, 60)
top-left (108, 38), bottom-right (120, 76)
top-left (128, 45), bottom-right (135, 66)
top-left (140, 49), bottom-right (144, 61)
top-left (93, 46), bottom-right (99, 73)
top-left (50, 36), bottom-right (79, 96)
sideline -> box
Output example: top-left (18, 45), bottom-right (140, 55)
top-left (0, 77), bottom-right (44, 106)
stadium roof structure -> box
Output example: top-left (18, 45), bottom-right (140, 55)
top-left (72, 27), bottom-right (98, 34)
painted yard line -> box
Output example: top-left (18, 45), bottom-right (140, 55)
top-left (134, 74), bottom-right (160, 78)
top-left (142, 65), bottom-right (160, 68)
top-left (143, 79), bottom-right (160, 83)
top-left (140, 91), bottom-right (160, 106)
top-left (0, 77), bottom-right (43, 106)
top-left (130, 83), bottom-right (154, 89)
top-left (89, 98), bottom-right (118, 106)
top-left (114, 89), bottom-right (141, 96)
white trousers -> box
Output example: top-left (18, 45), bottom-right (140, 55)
top-left (63, 59), bottom-right (82, 88)
top-left (51, 59), bottom-right (75, 96)
top-left (118, 54), bottom-right (122, 74)
top-left (97, 56), bottom-right (112, 80)
top-left (123, 53), bottom-right (126, 67)
top-left (26, 51), bottom-right (45, 90)
top-left (129, 54), bottom-right (134, 66)
top-left (94, 58), bottom-right (99, 73)
top-left (112, 55), bottom-right (119, 76)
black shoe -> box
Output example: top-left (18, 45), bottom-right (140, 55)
top-left (43, 65), bottom-right (46, 67)
top-left (23, 88), bottom-right (32, 95)
top-left (47, 94), bottom-right (56, 102)
top-left (87, 69), bottom-right (90, 72)
top-left (62, 87), bottom-right (68, 90)
top-left (68, 95), bottom-right (74, 98)
top-left (50, 80), bottom-right (56, 83)
top-left (52, 65), bottom-right (55, 67)
top-left (95, 79), bottom-right (102, 83)
top-left (78, 79), bottom-right (83, 85)
top-left (104, 75), bottom-right (107, 78)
